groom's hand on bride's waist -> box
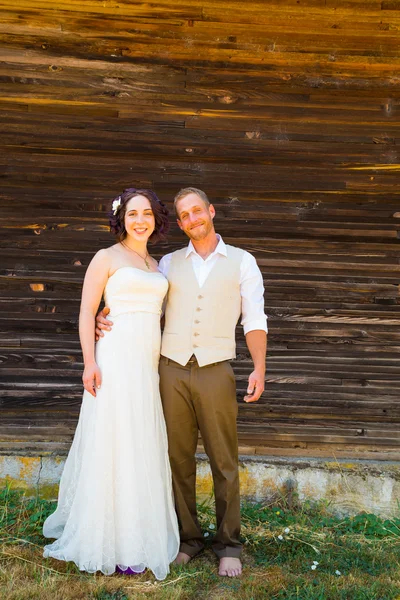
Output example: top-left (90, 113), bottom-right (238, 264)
top-left (95, 307), bottom-right (113, 341)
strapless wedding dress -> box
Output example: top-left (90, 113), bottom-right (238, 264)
top-left (43, 267), bottom-right (179, 579)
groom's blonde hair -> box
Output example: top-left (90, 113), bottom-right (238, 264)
top-left (174, 187), bottom-right (210, 214)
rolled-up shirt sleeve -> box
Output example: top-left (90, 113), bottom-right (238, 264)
top-left (240, 251), bottom-right (268, 335)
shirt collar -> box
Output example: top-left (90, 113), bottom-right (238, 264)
top-left (185, 233), bottom-right (227, 259)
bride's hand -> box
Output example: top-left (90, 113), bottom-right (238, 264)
top-left (95, 307), bottom-right (113, 341)
top-left (82, 361), bottom-right (102, 397)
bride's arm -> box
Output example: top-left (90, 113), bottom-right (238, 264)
top-left (79, 249), bottom-right (110, 397)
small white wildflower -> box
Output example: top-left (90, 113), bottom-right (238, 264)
top-left (335, 570), bottom-right (341, 576)
top-left (311, 564), bottom-right (317, 570)
top-left (313, 561), bottom-right (319, 566)
top-left (284, 527), bottom-right (290, 534)
top-left (209, 523), bottom-right (215, 530)
top-left (204, 532), bottom-right (209, 538)
top-left (277, 534), bottom-right (283, 540)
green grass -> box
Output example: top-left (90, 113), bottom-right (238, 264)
top-left (1, 484), bottom-right (400, 599)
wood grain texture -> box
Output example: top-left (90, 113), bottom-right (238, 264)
top-left (0, 0), bottom-right (399, 459)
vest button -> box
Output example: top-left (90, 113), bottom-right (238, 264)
top-left (196, 307), bottom-right (202, 312)
top-left (198, 295), bottom-right (203, 299)
top-left (193, 344), bottom-right (198, 348)
top-left (194, 320), bottom-right (200, 324)
top-left (194, 332), bottom-right (199, 336)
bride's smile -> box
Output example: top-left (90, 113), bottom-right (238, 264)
top-left (124, 194), bottom-right (155, 243)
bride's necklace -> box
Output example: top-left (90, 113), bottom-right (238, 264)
top-left (121, 241), bottom-right (151, 270)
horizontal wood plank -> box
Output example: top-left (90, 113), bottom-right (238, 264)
top-left (0, 0), bottom-right (399, 458)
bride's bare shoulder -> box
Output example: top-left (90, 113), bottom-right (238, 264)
top-left (95, 244), bottom-right (121, 259)
top-left (103, 243), bottom-right (121, 252)
top-left (89, 246), bottom-right (117, 268)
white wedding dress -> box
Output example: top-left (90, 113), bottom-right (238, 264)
top-left (43, 267), bottom-right (179, 579)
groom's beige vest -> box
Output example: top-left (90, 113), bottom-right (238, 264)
top-left (161, 245), bottom-right (244, 367)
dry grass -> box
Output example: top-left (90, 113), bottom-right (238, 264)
top-left (1, 485), bottom-right (400, 599)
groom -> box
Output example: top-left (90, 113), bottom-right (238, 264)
top-left (96, 188), bottom-right (267, 577)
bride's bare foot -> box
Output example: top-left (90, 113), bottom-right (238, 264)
top-left (173, 552), bottom-right (192, 566)
top-left (219, 557), bottom-right (242, 577)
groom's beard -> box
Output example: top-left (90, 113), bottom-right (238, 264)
top-left (186, 219), bottom-right (213, 241)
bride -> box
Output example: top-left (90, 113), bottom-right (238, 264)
top-left (43, 188), bottom-right (179, 579)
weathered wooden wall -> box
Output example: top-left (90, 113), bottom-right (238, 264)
top-left (1, 0), bottom-right (400, 460)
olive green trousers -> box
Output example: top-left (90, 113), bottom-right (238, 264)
top-left (159, 355), bottom-right (242, 558)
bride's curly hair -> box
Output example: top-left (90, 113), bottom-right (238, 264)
top-left (108, 188), bottom-right (169, 244)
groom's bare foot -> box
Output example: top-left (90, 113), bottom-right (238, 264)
top-left (173, 552), bottom-right (191, 566)
top-left (219, 557), bottom-right (242, 577)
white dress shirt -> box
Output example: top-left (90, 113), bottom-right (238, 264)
top-left (158, 235), bottom-right (268, 335)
